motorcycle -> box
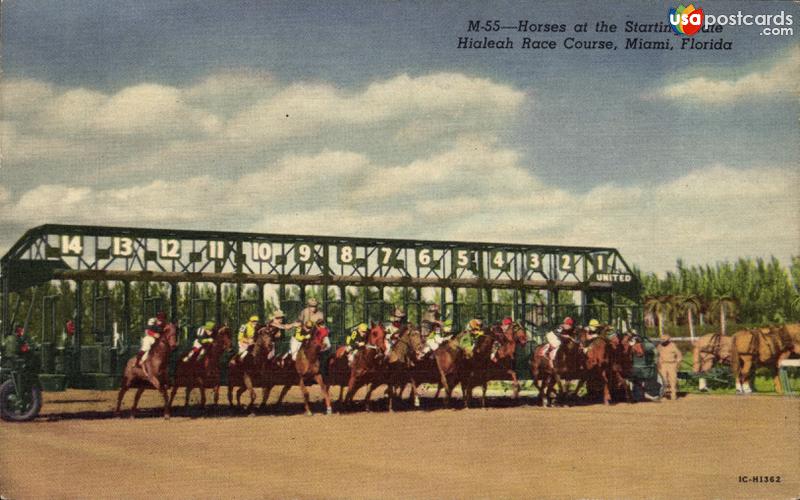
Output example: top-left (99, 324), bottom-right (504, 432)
top-left (0, 335), bottom-right (43, 422)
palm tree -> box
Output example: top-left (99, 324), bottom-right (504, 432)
top-left (676, 294), bottom-right (702, 340)
top-left (709, 295), bottom-right (737, 336)
top-left (644, 295), bottom-right (673, 337)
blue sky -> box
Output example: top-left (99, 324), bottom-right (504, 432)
top-left (1, 1), bottom-right (798, 272)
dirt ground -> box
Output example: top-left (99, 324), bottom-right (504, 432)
top-left (1, 387), bottom-right (798, 500)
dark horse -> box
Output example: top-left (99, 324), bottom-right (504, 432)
top-left (578, 327), bottom-right (613, 405)
top-left (461, 323), bottom-right (528, 408)
top-left (115, 323), bottom-right (178, 418)
top-left (272, 326), bottom-right (333, 415)
top-left (226, 327), bottom-right (275, 411)
top-left (608, 332), bottom-right (645, 402)
top-left (168, 325), bottom-right (232, 411)
top-left (362, 325), bottom-right (424, 412)
top-left (530, 332), bottom-right (586, 407)
top-left (332, 322), bottom-right (387, 408)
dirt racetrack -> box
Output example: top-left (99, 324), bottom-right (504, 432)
top-left (1, 388), bottom-right (798, 499)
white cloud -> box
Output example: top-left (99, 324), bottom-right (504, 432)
top-left (1, 139), bottom-right (796, 272)
top-left (659, 46), bottom-right (799, 103)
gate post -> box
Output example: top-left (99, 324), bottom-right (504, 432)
top-left (74, 280), bottom-right (83, 380)
top-left (1, 272), bottom-right (9, 338)
top-left (215, 282), bottom-right (222, 326)
top-left (259, 284), bottom-right (266, 322)
top-left (170, 282), bottom-right (179, 326)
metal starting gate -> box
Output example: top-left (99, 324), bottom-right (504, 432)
top-left (0, 224), bottom-right (644, 390)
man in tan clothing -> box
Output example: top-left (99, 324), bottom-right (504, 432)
top-left (657, 334), bottom-right (682, 401)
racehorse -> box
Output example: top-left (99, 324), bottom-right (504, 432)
top-left (431, 337), bottom-right (464, 408)
top-left (608, 332), bottom-right (645, 402)
top-left (226, 327), bottom-right (275, 410)
top-left (115, 322), bottom-right (178, 419)
top-left (363, 325), bottom-right (424, 411)
top-left (530, 332), bottom-right (586, 407)
top-left (578, 327), bottom-right (613, 405)
top-left (460, 329), bottom-right (496, 408)
top-left (168, 325), bottom-right (232, 411)
top-left (691, 332), bottom-right (732, 390)
top-left (731, 325), bottom-right (796, 394)
top-left (461, 323), bottom-right (528, 408)
top-left (335, 322), bottom-right (387, 409)
top-left (272, 326), bottom-right (333, 415)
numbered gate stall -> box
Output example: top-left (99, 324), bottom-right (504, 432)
top-left (0, 224), bottom-right (651, 394)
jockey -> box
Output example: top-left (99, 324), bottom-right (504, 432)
top-left (237, 315), bottom-right (260, 360)
top-left (183, 320), bottom-right (215, 363)
top-left (265, 309), bottom-right (292, 360)
top-left (491, 317), bottom-right (514, 362)
top-left (316, 317), bottom-right (332, 353)
top-left (137, 318), bottom-right (162, 367)
top-left (544, 316), bottom-right (575, 365)
top-left (421, 303), bottom-right (443, 337)
top-left (459, 318), bottom-right (484, 358)
top-left (385, 308), bottom-right (408, 356)
top-left (155, 311), bottom-right (168, 329)
top-left (346, 323), bottom-right (369, 364)
top-left (296, 298), bottom-right (324, 331)
top-left (585, 319), bottom-right (602, 341)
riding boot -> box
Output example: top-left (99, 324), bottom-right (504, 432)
top-left (135, 351), bottom-right (145, 367)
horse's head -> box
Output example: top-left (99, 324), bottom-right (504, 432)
top-left (368, 322), bottom-right (386, 351)
top-left (216, 325), bottom-right (233, 351)
top-left (512, 323), bottom-right (528, 345)
top-left (628, 334), bottom-right (645, 358)
top-left (162, 323), bottom-right (178, 350)
top-left (254, 327), bottom-right (275, 357)
top-left (407, 327), bottom-right (425, 360)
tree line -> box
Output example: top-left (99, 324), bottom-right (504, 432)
top-left (638, 256), bottom-right (800, 337)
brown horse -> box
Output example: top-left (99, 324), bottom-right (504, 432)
top-left (530, 332), bottom-right (586, 407)
top-left (460, 329), bottom-right (496, 408)
top-left (335, 323), bottom-right (387, 409)
top-left (272, 326), bottom-right (333, 415)
top-left (731, 325), bottom-right (796, 394)
top-left (168, 325), bottom-right (232, 411)
top-left (432, 338), bottom-right (464, 408)
top-left (608, 332), bottom-right (645, 402)
top-left (363, 325), bottom-right (425, 411)
top-left (226, 327), bottom-right (275, 410)
top-left (115, 323), bottom-right (178, 419)
top-left (460, 323), bottom-right (528, 408)
top-left (578, 327), bottom-right (613, 405)
top-left (691, 332), bottom-right (732, 391)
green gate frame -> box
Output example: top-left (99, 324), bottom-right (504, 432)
top-left (1, 224), bottom-right (644, 389)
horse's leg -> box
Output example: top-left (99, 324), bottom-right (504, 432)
top-left (130, 387), bottom-right (145, 419)
top-left (243, 373), bottom-right (256, 410)
top-left (212, 384), bottom-right (220, 407)
top-left (481, 380), bottom-right (487, 409)
top-left (227, 382), bottom-right (234, 408)
top-left (199, 382), bottom-right (207, 410)
top-left (740, 356), bottom-right (753, 394)
top-left (410, 378), bottom-right (420, 408)
top-left (115, 379), bottom-right (130, 417)
top-left (299, 377), bottom-right (312, 416)
top-left (602, 370), bottom-right (611, 405)
top-left (315, 373), bottom-right (333, 415)
top-left (276, 384), bottom-right (292, 406)
top-left (168, 383), bottom-right (178, 409)
top-left (184, 385), bottom-right (191, 408)
top-left (160, 383), bottom-right (171, 419)
top-left (509, 370), bottom-right (520, 399)
top-left (261, 385), bottom-right (273, 408)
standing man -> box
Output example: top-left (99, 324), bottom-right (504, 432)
top-left (657, 333), bottom-right (682, 401)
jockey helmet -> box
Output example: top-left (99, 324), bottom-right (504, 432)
top-left (468, 319), bottom-right (483, 330)
top-left (316, 317), bottom-right (326, 324)
top-left (307, 298), bottom-right (319, 307)
top-left (357, 323), bottom-right (368, 333)
top-left (249, 315), bottom-right (259, 322)
top-left (271, 310), bottom-right (285, 320)
top-left (428, 303), bottom-right (440, 311)
top-left (502, 317), bottom-right (513, 326)
top-left (156, 311), bottom-right (167, 322)
top-left (204, 321), bottom-right (215, 330)
top-left (390, 308), bottom-right (407, 320)
top-left (147, 317), bottom-right (158, 327)
top-left (562, 317), bottom-right (574, 328)
top-left (443, 319), bottom-right (453, 332)
top-left (588, 319), bottom-right (601, 331)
